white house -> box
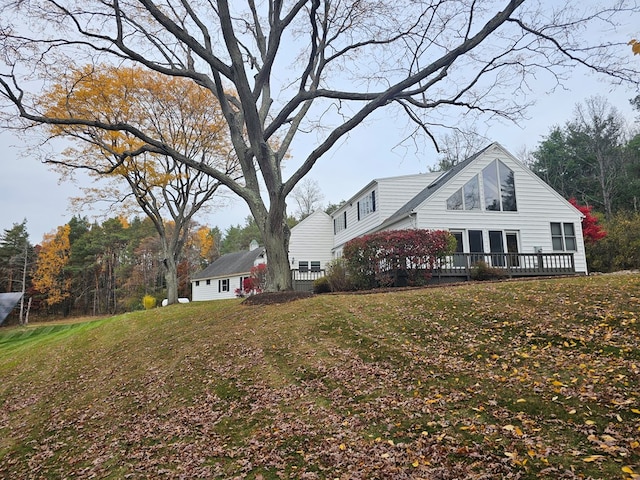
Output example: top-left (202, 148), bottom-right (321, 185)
top-left (191, 142), bottom-right (587, 300)
top-left (287, 209), bottom-right (334, 273)
top-left (328, 142), bottom-right (587, 275)
top-left (191, 240), bottom-right (266, 301)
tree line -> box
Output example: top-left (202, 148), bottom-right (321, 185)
top-left (528, 95), bottom-right (640, 273)
top-left (0, 216), bottom-right (277, 321)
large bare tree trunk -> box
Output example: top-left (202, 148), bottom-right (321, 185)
top-left (163, 253), bottom-right (179, 305)
top-left (263, 215), bottom-right (292, 292)
top-left (250, 195), bottom-right (293, 291)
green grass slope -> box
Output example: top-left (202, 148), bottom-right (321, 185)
top-left (1, 275), bottom-right (639, 479)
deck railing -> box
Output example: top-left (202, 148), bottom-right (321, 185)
top-left (291, 268), bottom-right (326, 292)
top-left (289, 253), bottom-right (575, 291)
top-left (434, 252), bottom-right (575, 279)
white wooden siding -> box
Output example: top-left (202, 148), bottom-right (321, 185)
top-left (401, 145), bottom-right (587, 273)
top-left (192, 274), bottom-right (245, 301)
top-left (332, 173), bottom-right (440, 250)
top-left (376, 173), bottom-right (440, 219)
top-left (289, 210), bottom-right (334, 269)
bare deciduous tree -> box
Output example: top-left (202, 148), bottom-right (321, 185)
top-left (0, 0), bottom-right (638, 290)
top-left (570, 96), bottom-right (628, 219)
top-left (433, 130), bottom-right (489, 170)
top-left (290, 178), bottom-right (324, 220)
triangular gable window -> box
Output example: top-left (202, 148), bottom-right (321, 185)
top-left (446, 160), bottom-right (517, 212)
top-left (447, 175), bottom-right (480, 210)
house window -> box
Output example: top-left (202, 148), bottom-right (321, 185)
top-left (195, 280), bottom-right (200, 286)
top-left (298, 261), bottom-right (309, 273)
top-left (310, 261), bottom-right (321, 272)
top-left (551, 222), bottom-right (576, 251)
top-left (218, 278), bottom-right (230, 292)
top-left (334, 211), bottom-right (347, 233)
top-left (357, 191), bottom-right (376, 220)
top-left (483, 160), bottom-right (517, 211)
top-left (447, 175), bottom-right (480, 210)
top-left (464, 176), bottom-right (481, 210)
top-left (446, 189), bottom-right (463, 210)
top-left (206, 279), bottom-right (211, 285)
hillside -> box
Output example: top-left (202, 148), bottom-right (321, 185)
top-left (1, 275), bottom-right (639, 479)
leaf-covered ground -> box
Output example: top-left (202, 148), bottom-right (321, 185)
top-left (1, 274), bottom-right (639, 479)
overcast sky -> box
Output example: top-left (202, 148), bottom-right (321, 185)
top-left (1, 9), bottom-right (639, 244)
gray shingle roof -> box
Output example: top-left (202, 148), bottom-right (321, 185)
top-left (191, 247), bottom-right (265, 281)
top-left (376, 143), bottom-right (495, 231)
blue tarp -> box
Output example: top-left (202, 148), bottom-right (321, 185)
top-left (0, 292), bottom-right (23, 325)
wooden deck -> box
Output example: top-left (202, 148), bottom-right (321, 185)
top-left (291, 252), bottom-right (576, 291)
top-left (433, 252), bottom-right (576, 280)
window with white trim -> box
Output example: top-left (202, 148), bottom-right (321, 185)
top-left (483, 159), bottom-right (517, 211)
top-left (334, 211), bottom-right (347, 233)
top-left (446, 160), bottom-right (517, 212)
top-left (298, 261), bottom-right (309, 273)
top-left (447, 175), bottom-right (480, 210)
top-left (218, 278), bottom-right (230, 292)
top-left (310, 261), bottom-right (321, 272)
top-left (550, 222), bottom-right (577, 251)
top-left (357, 190), bottom-right (376, 220)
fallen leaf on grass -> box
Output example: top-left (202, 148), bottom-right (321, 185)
top-left (583, 455), bottom-right (605, 462)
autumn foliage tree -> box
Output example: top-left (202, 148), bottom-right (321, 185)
top-left (32, 224), bottom-right (72, 310)
top-left (1, 0), bottom-right (639, 291)
top-left (38, 65), bottom-right (239, 304)
top-left (569, 198), bottom-right (607, 243)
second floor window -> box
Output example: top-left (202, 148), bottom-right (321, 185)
top-left (483, 160), bottom-right (517, 211)
top-left (358, 190), bottom-right (376, 220)
top-left (334, 211), bottom-right (347, 234)
top-left (447, 175), bottom-right (480, 210)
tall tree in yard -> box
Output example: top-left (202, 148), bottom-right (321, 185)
top-left (1, 0), bottom-right (639, 290)
top-left (37, 66), bottom-right (239, 304)
top-left (32, 225), bottom-right (72, 311)
top-left (0, 220), bottom-right (32, 293)
top-left (531, 97), bottom-right (631, 217)
top-left (567, 96), bottom-right (628, 219)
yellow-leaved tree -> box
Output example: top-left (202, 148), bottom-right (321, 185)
top-left (38, 65), bottom-right (240, 305)
top-left (194, 226), bottom-right (218, 265)
top-left (33, 224), bottom-right (72, 308)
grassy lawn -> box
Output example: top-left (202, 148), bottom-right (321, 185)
top-left (1, 274), bottom-right (639, 479)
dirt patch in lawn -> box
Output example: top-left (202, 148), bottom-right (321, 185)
top-left (241, 290), bottom-right (314, 305)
